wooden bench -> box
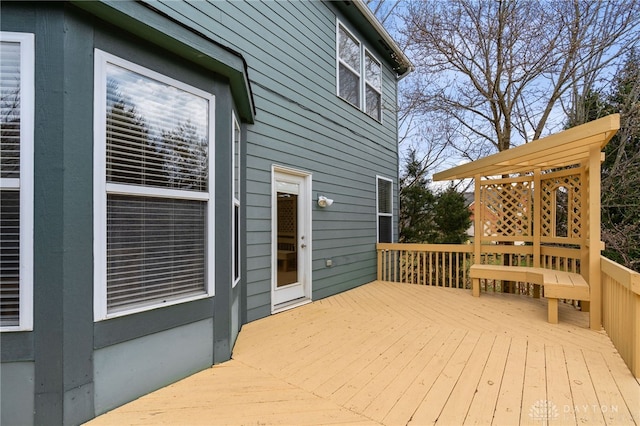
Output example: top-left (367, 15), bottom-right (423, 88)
top-left (469, 264), bottom-right (590, 324)
top-left (277, 236), bottom-right (297, 272)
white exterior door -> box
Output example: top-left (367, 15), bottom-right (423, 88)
top-left (272, 168), bottom-right (311, 310)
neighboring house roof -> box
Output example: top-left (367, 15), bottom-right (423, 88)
top-left (335, 0), bottom-right (414, 79)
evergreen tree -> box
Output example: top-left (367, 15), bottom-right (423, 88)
top-left (399, 150), bottom-right (471, 244)
top-left (432, 185), bottom-right (471, 244)
top-left (399, 150), bottom-right (436, 243)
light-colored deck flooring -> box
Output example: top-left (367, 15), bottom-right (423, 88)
top-left (89, 280), bottom-right (639, 425)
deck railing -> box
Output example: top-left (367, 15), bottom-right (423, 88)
top-left (601, 256), bottom-right (640, 378)
top-left (377, 243), bottom-right (473, 288)
top-left (376, 243), bottom-right (639, 378)
top-left (376, 243), bottom-right (581, 295)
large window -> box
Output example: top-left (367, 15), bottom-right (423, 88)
top-left (337, 22), bottom-right (382, 121)
top-left (94, 50), bottom-right (214, 320)
top-left (232, 114), bottom-right (240, 287)
top-left (0, 32), bottom-right (34, 331)
top-left (377, 176), bottom-right (393, 243)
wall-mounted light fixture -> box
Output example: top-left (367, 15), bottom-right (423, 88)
top-left (317, 195), bottom-right (334, 208)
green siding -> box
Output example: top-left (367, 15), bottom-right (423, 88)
top-left (150, 0), bottom-right (400, 320)
top-left (0, 1), bottom-right (401, 422)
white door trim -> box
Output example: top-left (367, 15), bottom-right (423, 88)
top-left (271, 165), bottom-right (312, 313)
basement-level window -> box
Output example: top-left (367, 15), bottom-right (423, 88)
top-left (0, 32), bottom-right (34, 331)
top-left (377, 176), bottom-right (393, 243)
top-left (337, 21), bottom-right (382, 122)
top-left (93, 49), bottom-right (214, 320)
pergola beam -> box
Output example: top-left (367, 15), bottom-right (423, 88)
top-left (433, 114), bottom-right (619, 181)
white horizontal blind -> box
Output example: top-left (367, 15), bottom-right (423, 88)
top-left (378, 178), bottom-right (392, 214)
top-left (1, 41), bottom-right (20, 179)
top-left (232, 116), bottom-right (240, 286)
top-left (97, 51), bottom-right (213, 316)
top-left (1, 40), bottom-right (22, 327)
top-left (377, 177), bottom-right (393, 243)
top-left (0, 191), bottom-right (19, 326)
top-left (107, 196), bottom-right (206, 311)
top-left (106, 63), bottom-right (208, 191)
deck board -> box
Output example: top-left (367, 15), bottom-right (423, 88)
top-left (88, 281), bottom-right (640, 425)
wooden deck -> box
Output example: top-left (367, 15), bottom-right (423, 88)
top-left (88, 281), bottom-right (639, 425)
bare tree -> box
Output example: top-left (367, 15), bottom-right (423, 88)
top-left (399, 0), bottom-right (640, 161)
top-left (365, 0), bottom-right (402, 26)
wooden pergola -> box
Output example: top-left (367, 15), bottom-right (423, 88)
top-left (434, 114), bottom-right (620, 330)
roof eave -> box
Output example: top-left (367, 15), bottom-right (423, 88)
top-left (350, 0), bottom-right (414, 79)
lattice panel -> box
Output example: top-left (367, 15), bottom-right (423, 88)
top-left (540, 174), bottom-right (582, 240)
top-left (277, 196), bottom-right (297, 234)
top-left (481, 181), bottom-right (532, 238)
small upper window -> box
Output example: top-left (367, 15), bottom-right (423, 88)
top-left (0, 32), bottom-right (34, 331)
top-left (336, 22), bottom-right (382, 122)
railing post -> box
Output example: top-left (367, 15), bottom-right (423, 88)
top-left (632, 274), bottom-right (640, 377)
top-left (588, 146), bottom-right (602, 330)
top-left (377, 245), bottom-right (382, 281)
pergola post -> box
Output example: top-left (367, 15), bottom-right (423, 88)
top-left (473, 174), bottom-right (482, 296)
top-left (533, 168), bottom-right (542, 298)
top-left (588, 145), bottom-right (602, 330)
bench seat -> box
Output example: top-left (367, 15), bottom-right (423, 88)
top-left (469, 264), bottom-right (589, 324)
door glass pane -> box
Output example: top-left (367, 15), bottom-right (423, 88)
top-left (277, 191), bottom-right (297, 287)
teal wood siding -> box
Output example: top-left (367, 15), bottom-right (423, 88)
top-left (147, 0), bottom-right (399, 320)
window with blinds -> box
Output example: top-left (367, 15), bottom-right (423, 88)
top-left (232, 115), bottom-right (241, 287)
top-left (377, 176), bottom-right (393, 243)
top-left (94, 50), bottom-right (214, 319)
top-left (1, 32), bottom-right (34, 331)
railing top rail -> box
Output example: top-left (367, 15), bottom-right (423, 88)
top-left (601, 255), bottom-right (640, 296)
top-left (376, 243), bottom-right (473, 253)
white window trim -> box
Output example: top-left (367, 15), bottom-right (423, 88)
top-left (232, 113), bottom-right (240, 288)
top-left (336, 20), bottom-right (383, 123)
top-left (376, 175), bottom-right (393, 243)
top-left (0, 32), bottom-right (34, 332)
top-left (93, 49), bottom-right (215, 321)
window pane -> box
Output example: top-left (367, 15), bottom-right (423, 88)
top-left (0, 190), bottom-right (19, 326)
top-left (106, 64), bottom-right (209, 191)
top-left (234, 205), bottom-right (240, 282)
top-left (107, 195), bottom-right (206, 312)
top-left (365, 53), bottom-right (381, 91)
top-left (339, 64), bottom-right (360, 106)
top-left (366, 85), bottom-right (381, 121)
top-left (378, 179), bottom-right (392, 214)
top-left (338, 26), bottom-right (360, 71)
top-left (378, 215), bottom-right (392, 243)
top-left (0, 41), bottom-right (21, 179)
top-left (233, 120), bottom-right (240, 200)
